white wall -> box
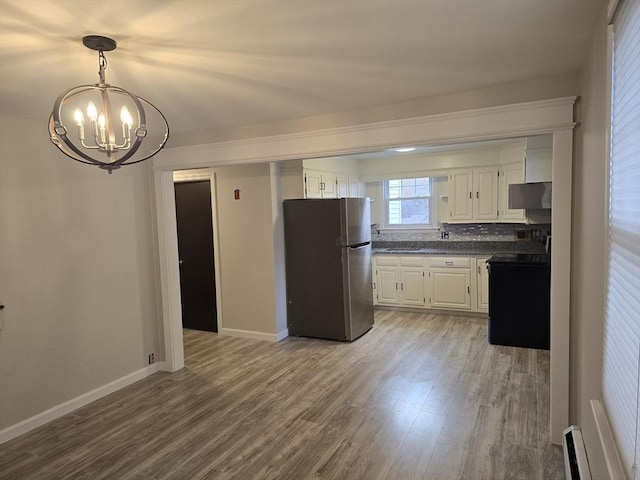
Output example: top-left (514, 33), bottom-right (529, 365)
top-left (0, 63), bottom-right (585, 443)
top-left (357, 145), bottom-right (512, 182)
top-left (0, 114), bottom-right (161, 430)
top-left (167, 73), bottom-right (580, 147)
top-left (570, 3), bottom-right (608, 478)
top-left (213, 163), bottom-right (282, 335)
top-left (303, 156), bottom-right (359, 175)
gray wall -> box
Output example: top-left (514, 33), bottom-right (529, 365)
top-left (213, 163), bottom-right (282, 335)
top-left (2, 55), bottom-right (603, 459)
top-left (0, 114), bottom-right (161, 429)
top-left (167, 74), bottom-right (580, 147)
top-left (570, 3), bottom-right (608, 478)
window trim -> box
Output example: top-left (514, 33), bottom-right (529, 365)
top-left (598, 0), bottom-right (640, 478)
top-left (382, 177), bottom-right (437, 229)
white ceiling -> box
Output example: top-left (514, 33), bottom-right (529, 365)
top-left (0, 0), bottom-right (602, 139)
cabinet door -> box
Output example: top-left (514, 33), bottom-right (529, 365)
top-left (473, 168), bottom-right (499, 221)
top-left (476, 258), bottom-right (489, 312)
top-left (304, 171), bottom-right (322, 198)
top-left (337, 175), bottom-right (349, 198)
top-left (500, 163), bottom-right (526, 221)
top-left (449, 171), bottom-right (473, 221)
top-left (349, 178), bottom-right (360, 197)
top-left (376, 266), bottom-right (400, 305)
top-left (400, 267), bottom-right (425, 306)
top-left (321, 173), bottom-right (337, 198)
top-left (429, 268), bottom-right (471, 310)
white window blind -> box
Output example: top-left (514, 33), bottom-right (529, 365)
top-left (603, 0), bottom-right (640, 478)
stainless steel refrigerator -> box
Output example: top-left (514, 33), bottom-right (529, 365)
top-left (283, 198), bottom-right (374, 341)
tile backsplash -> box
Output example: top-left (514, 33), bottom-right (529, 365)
top-left (371, 223), bottom-right (551, 242)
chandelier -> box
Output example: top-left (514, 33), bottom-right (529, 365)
top-left (49, 35), bottom-right (169, 173)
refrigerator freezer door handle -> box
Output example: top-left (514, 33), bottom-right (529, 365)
top-left (347, 242), bottom-right (371, 249)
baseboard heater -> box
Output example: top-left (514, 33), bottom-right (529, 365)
top-left (563, 425), bottom-right (592, 480)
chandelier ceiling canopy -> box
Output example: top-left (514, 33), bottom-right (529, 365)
top-left (49, 35), bottom-right (169, 173)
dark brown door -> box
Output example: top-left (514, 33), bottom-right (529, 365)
top-left (174, 180), bottom-right (217, 332)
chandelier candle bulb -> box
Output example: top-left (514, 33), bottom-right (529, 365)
top-left (73, 109), bottom-right (85, 141)
top-left (98, 114), bottom-right (106, 145)
top-left (87, 102), bottom-right (97, 121)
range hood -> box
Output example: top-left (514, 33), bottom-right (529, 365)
top-left (508, 182), bottom-right (552, 209)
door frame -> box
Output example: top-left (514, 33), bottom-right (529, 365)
top-left (156, 168), bottom-right (223, 371)
top-left (153, 96), bottom-right (576, 444)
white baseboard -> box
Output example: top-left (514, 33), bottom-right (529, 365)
top-left (220, 327), bottom-right (288, 342)
top-left (0, 362), bottom-right (166, 445)
top-left (275, 328), bottom-right (289, 341)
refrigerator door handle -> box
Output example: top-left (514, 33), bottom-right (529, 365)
top-left (348, 242), bottom-right (371, 250)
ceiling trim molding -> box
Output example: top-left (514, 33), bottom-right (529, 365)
top-left (152, 96), bottom-right (577, 171)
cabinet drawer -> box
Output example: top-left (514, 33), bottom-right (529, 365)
top-left (429, 256), bottom-right (470, 268)
top-left (400, 256), bottom-right (425, 267)
top-left (375, 255), bottom-right (400, 266)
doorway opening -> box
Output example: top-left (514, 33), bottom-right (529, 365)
top-left (174, 171), bottom-right (221, 334)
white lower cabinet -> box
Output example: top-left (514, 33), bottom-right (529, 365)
top-left (375, 264), bottom-right (400, 305)
top-left (373, 254), bottom-right (490, 314)
top-left (475, 257), bottom-right (490, 312)
top-left (428, 257), bottom-right (471, 310)
top-left (373, 256), bottom-right (425, 307)
top-left (400, 265), bottom-right (426, 306)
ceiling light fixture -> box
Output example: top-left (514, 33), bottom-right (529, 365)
top-left (49, 35), bottom-right (169, 173)
top-left (394, 147), bottom-right (416, 153)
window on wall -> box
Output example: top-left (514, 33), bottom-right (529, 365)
top-left (385, 177), bottom-right (433, 227)
top-left (601, 0), bottom-right (640, 478)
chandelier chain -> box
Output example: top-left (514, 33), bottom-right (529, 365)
top-left (98, 51), bottom-right (108, 84)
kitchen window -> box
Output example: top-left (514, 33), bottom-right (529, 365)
top-left (384, 177), bottom-right (433, 227)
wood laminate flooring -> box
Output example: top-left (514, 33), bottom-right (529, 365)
top-left (0, 311), bottom-right (564, 479)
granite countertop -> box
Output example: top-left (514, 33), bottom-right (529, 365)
top-left (371, 240), bottom-right (545, 256)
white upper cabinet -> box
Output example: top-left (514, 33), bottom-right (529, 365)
top-left (349, 178), bottom-right (361, 197)
top-left (473, 167), bottom-right (499, 221)
top-left (303, 168), bottom-right (360, 198)
top-left (304, 170), bottom-right (323, 198)
top-left (449, 168), bottom-right (499, 223)
top-left (303, 169), bottom-right (337, 198)
top-left (449, 170), bottom-right (474, 221)
top-left (337, 174), bottom-right (349, 198)
top-left (500, 162), bottom-right (526, 222)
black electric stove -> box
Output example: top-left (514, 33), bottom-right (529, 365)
top-left (488, 253), bottom-right (551, 265)
top-left (487, 253), bottom-right (551, 350)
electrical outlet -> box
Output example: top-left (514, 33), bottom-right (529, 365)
top-left (148, 353), bottom-right (155, 364)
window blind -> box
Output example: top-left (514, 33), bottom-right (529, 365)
top-left (603, 0), bottom-right (640, 478)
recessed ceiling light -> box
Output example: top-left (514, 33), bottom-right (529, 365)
top-left (394, 147), bottom-right (416, 153)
